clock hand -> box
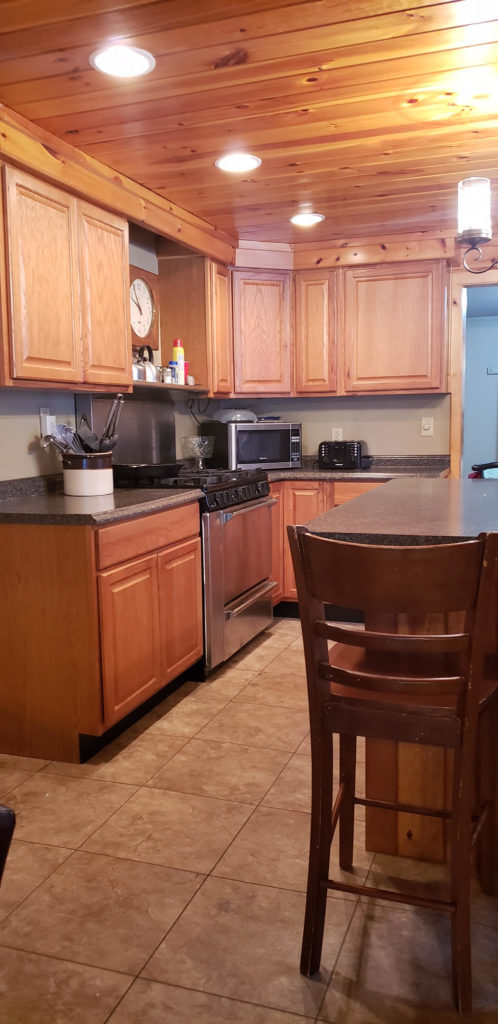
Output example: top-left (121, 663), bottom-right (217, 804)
top-left (132, 284), bottom-right (143, 316)
top-left (131, 295), bottom-right (141, 311)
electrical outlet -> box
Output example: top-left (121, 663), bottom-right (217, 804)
top-left (331, 427), bottom-right (343, 441)
top-left (39, 407), bottom-right (56, 437)
top-left (420, 416), bottom-right (434, 437)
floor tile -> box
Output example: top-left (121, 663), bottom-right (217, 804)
top-left (42, 732), bottom-right (187, 786)
top-left (0, 754), bottom-right (48, 772)
top-left (230, 638), bottom-right (293, 673)
top-left (366, 853), bottom-right (498, 929)
top-left (0, 840), bottom-right (71, 922)
top-left (0, 850), bottom-right (202, 974)
top-left (214, 805), bottom-right (311, 891)
top-left (0, 766), bottom-right (34, 800)
top-left (148, 737), bottom-right (290, 803)
top-left (234, 672), bottom-right (308, 709)
top-left (7, 774), bottom-right (137, 847)
top-left (0, 946), bottom-right (131, 1024)
top-left (214, 805), bottom-right (372, 897)
top-left (188, 668), bottom-right (256, 702)
top-left (143, 876), bottom-right (355, 1017)
top-left (262, 753), bottom-right (311, 812)
top-left (108, 978), bottom-right (314, 1023)
top-left (83, 786), bottom-right (252, 872)
top-left (319, 902), bottom-right (498, 1022)
top-left (197, 701), bottom-right (309, 752)
top-left (144, 696), bottom-right (225, 738)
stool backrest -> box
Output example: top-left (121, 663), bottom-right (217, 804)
top-left (288, 527), bottom-right (497, 715)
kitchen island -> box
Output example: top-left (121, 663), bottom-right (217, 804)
top-left (306, 477), bottom-right (498, 864)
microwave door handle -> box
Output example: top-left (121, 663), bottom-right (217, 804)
top-left (222, 497), bottom-right (276, 523)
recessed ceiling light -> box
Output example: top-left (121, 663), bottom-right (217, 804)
top-left (215, 152), bottom-right (262, 173)
top-left (89, 44), bottom-right (156, 78)
top-left (290, 212), bottom-right (326, 227)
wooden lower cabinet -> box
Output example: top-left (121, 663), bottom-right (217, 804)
top-left (272, 478), bottom-right (386, 602)
top-left (158, 537), bottom-right (203, 682)
top-left (270, 482), bottom-right (284, 604)
top-left (282, 481), bottom-right (334, 600)
top-left (99, 533), bottom-right (203, 729)
top-left (99, 554), bottom-right (162, 727)
top-left (0, 502), bottom-right (202, 762)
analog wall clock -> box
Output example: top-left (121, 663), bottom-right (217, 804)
top-left (129, 265), bottom-right (160, 350)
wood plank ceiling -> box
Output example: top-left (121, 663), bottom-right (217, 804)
top-left (1, 0), bottom-right (498, 244)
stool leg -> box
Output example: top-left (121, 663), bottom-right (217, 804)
top-left (339, 734), bottom-right (356, 871)
top-left (301, 728), bottom-right (333, 977)
top-left (476, 701), bottom-right (497, 896)
top-left (450, 749), bottom-right (473, 1016)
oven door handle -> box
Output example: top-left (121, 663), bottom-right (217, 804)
top-left (225, 580), bottom-right (277, 619)
top-left (222, 497), bottom-right (276, 522)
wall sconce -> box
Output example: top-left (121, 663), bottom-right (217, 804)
top-left (457, 177), bottom-right (498, 273)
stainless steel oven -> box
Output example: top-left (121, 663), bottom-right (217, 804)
top-left (202, 492), bottom-right (276, 669)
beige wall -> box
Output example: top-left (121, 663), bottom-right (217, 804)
top-left (0, 389), bottom-right (75, 481)
top-left (189, 393), bottom-right (450, 458)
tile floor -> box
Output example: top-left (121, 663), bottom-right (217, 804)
top-left (0, 618), bottom-right (497, 1023)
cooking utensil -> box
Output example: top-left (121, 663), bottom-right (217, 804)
top-left (53, 423), bottom-right (86, 454)
top-left (40, 434), bottom-right (71, 455)
top-left (99, 394), bottom-right (124, 451)
top-left (76, 414), bottom-right (101, 452)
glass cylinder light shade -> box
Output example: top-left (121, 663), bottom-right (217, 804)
top-left (457, 177), bottom-right (492, 245)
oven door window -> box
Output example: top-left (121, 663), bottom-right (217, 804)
top-left (237, 428), bottom-right (289, 465)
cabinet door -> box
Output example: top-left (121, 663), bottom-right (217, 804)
top-left (343, 261), bottom-right (445, 393)
top-left (270, 482), bottom-right (284, 605)
top-left (295, 270), bottom-right (337, 393)
top-left (78, 200), bottom-right (131, 386)
top-left (98, 554), bottom-right (162, 727)
top-left (3, 166), bottom-right (80, 383)
top-left (158, 537), bottom-right (203, 683)
top-left (209, 261), bottom-right (233, 395)
top-left (233, 270), bottom-right (291, 394)
top-left (283, 482), bottom-right (331, 600)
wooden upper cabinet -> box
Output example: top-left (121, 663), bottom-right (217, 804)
top-left (3, 166), bottom-right (80, 382)
top-left (342, 261), bottom-right (445, 393)
top-left (233, 269), bottom-right (291, 394)
top-left (78, 201), bottom-right (131, 386)
top-left (208, 261), bottom-right (233, 396)
top-left (295, 270), bottom-right (337, 393)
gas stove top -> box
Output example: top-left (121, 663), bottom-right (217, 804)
top-left (113, 463), bottom-right (270, 512)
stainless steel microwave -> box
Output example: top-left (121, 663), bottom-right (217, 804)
top-left (200, 421), bottom-right (302, 470)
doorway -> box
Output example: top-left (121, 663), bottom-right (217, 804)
top-left (462, 285), bottom-right (498, 477)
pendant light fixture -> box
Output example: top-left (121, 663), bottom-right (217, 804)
top-left (457, 177), bottom-right (498, 273)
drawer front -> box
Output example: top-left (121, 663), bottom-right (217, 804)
top-left (96, 501), bottom-right (200, 569)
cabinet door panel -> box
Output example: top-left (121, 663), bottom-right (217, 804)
top-left (343, 261), bottom-right (444, 392)
top-left (270, 482), bottom-right (284, 605)
top-left (233, 270), bottom-right (291, 394)
top-left (158, 537), bottom-right (203, 683)
top-left (334, 481), bottom-right (384, 505)
top-left (283, 482), bottom-right (329, 600)
top-left (79, 201), bottom-right (131, 386)
top-left (210, 262), bottom-right (233, 395)
top-left (4, 166), bottom-right (80, 382)
top-left (99, 554), bottom-right (161, 727)
top-left (295, 270), bottom-right (336, 393)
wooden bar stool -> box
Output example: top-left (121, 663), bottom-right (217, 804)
top-left (288, 526), bottom-right (498, 1016)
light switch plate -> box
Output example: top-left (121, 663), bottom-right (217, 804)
top-left (420, 416), bottom-right (434, 437)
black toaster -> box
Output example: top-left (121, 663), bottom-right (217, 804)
top-left (318, 440), bottom-right (372, 470)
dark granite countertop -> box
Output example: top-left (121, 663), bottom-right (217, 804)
top-left (268, 456), bottom-right (449, 483)
top-left (306, 478), bottom-right (498, 544)
top-left (0, 486), bottom-right (202, 525)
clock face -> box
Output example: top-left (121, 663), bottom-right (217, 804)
top-left (130, 278), bottom-right (155, 339)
